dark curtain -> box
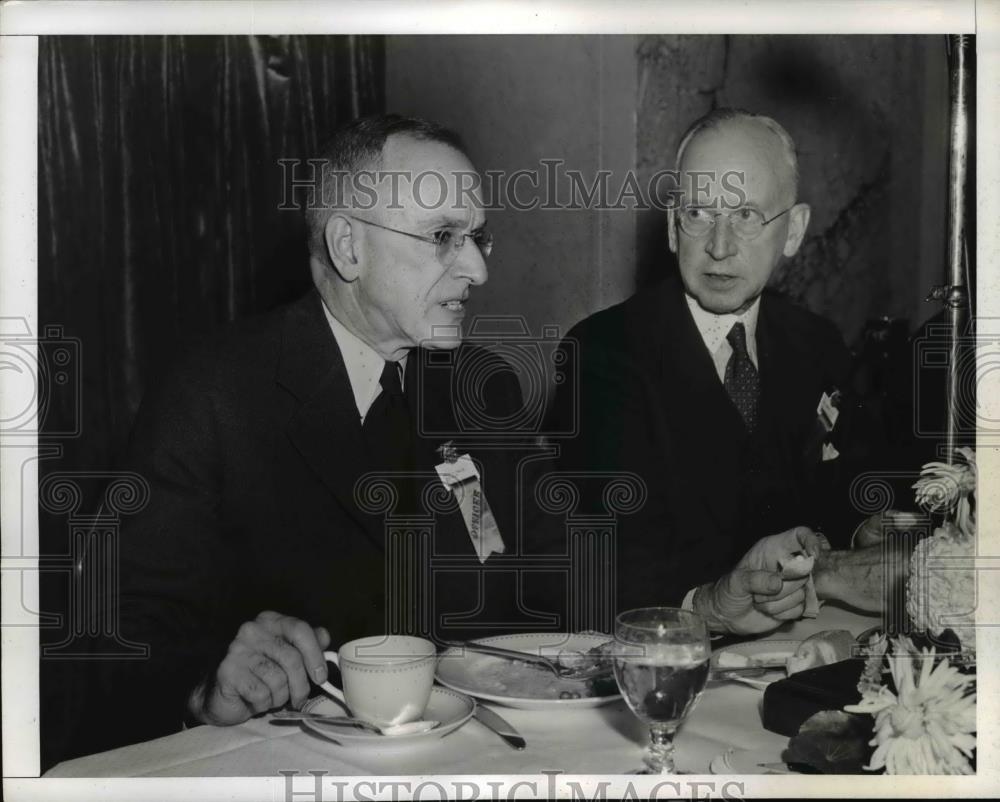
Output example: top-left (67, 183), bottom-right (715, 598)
top-left (39, 34), bottom-right (383, 470)
top-left (37, 34), bottom-right (384, 770)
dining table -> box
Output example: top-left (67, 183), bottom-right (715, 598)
top-left (45, 603), bottom-right (878, 778)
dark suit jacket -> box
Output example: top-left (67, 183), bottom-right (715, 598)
top-left (547, 274), bottom-right (864, 611)
top-left (95, 289), bottom-right (532, 749)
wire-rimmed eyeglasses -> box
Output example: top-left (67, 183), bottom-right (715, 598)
top-left (676, 205), bottom-right (794, 242)
top-left (344, 214), bottom-right (493, 266)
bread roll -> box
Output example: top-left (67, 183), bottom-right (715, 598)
top-left (786, 629), bottom-right (855, 675)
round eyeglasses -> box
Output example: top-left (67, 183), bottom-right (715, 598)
top-left (345, 214), bottom-right (493, 266)
top-left (677, 205), bottom-right (793, 242)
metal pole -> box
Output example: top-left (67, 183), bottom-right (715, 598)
top-left (928, 34), bottom-right (972, 463)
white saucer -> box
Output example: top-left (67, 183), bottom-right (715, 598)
top-left (297, 687), bottom-right (475, 747)
top-left (709, 639), bottom-right (799, 690)
top-left (435, 632), bottom-right (620, 710)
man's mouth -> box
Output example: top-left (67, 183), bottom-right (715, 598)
top-left (704, 273), bottom-right (738, 284)
top-left (440, 298), bottom-right (467, 312)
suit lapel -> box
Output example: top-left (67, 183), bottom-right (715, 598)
top-left (278, 291), bottom-right (384, 549)
top-left (654, 279), bottom-right (749, 452)
top-left (756, 297), bottom-right (820, 469)
top-left (408, 351), bottom-right (444, 471)
top-left (406, 349), bottom-right (473, 555)
top-left (648, 279), bottom-right (749, 533)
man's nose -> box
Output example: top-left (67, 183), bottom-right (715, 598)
top-left (705, 215), bottom-right (739, 260)
top-left (453, 242), bottom-right (489, 286)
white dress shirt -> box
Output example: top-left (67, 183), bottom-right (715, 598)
top-left (684, 293), bottom-right (760, 380)
top-left (680, 294), bottom-right (761, 612)
top-left (320, 297), bottom-right (406, 424)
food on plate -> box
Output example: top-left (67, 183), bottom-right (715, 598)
top-left (715, 630), bottom-right (857, 684)
top-left (554, 639), bottom-right (614, 673)
top-left (716, 651), bottom-right (751, 669)
top-left (463, 654), bottom-right (616, 700)
top-left (716, 650), bottom-right (791, 670)
top-left (785, 629), bottom-right (855, 675)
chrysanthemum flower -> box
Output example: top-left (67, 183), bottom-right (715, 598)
top-left (846, 640), bottom-right (975, 774)
top-left (913, 447), bottom-right (977, 535)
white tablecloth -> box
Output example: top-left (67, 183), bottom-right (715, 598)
top-left (46, 604), bottom-right (877, 777)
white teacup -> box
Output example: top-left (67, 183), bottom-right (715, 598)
top-left (322, 636), bottom-right (436, 727)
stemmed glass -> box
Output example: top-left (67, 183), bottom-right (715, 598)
top-left (611, 607), bottom-right (711, 774)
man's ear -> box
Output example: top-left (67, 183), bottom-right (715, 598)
top-left (782, 202), bottom-right (811, 258)
top-left (324, 214), bottom-right (361, 281)
top-left (667, 208), bottom-right (678, 255)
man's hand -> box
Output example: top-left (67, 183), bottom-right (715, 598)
top-left (814, 535), bottom-right (918, 613)
top-left (188, 611), bottom-right (331, 726)
top-left (692, 526), bottom-right (823, 635)
top-left (851, 509), bottom-right (924, 549)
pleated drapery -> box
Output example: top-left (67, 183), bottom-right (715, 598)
top-left (38, 34), bottom-right (384, 468)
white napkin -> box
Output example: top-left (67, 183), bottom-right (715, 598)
top-left (779, 554), bottom-right (819, 618)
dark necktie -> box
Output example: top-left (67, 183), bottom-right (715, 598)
top-left (724, 322), bottom-right (760, 433)
top-left (362, 360), bottom-right (414, 474)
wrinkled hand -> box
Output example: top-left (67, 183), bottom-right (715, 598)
top-left (188, 611), bottom-right (331, 726)
top-left (693, 526), bottom-right (823, 635)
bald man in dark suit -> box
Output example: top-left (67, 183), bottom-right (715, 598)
top-left (550, 109), bottom-right (864, 634)
top-left (95, 115), bottom-right (533, 750)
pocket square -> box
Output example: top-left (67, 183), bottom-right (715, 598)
top-left (816, 390), bottom-right (841, 433)
top-left (822, 442), bottom-right (840, 462)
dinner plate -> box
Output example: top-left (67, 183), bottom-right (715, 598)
top-left (297, 687), bottom-right (475, 747)
top-left (709, 639), bottom-right (800, 690)
top-left (435, 632), bottom-right (620, 709)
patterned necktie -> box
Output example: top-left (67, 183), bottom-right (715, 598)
top-left (362, 360), bottom-right (414, 473)
top-left (724, 322), bottom-right (760, 433)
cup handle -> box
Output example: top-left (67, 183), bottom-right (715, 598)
top-left (320, 650), bottom-right (346, 707)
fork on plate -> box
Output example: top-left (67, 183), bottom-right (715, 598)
top-left (448, 641), bottom-right (612, 680)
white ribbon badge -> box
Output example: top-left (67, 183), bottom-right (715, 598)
top-left (434, 449), bottom-right (505, 563)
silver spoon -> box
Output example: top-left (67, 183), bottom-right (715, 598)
top-left (272, 710), bottom-right (440, 736)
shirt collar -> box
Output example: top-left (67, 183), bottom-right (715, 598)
top-left (320, 297), bottom-right (406, 421)
top-left (684, 293), bottom-right (761, 358)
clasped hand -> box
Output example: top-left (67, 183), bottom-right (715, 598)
top-left (187, 611), bottom-right (330, 726)
top-left (693, 526), bottom-right (824, 635)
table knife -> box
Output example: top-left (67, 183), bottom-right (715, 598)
top-left (757, 761), bottom-right (820, 774)
top-left (473, 705), bottom-right (526, 750)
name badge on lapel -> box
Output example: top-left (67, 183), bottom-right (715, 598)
top-left (816, 390), bottom-right (841, 433)
top-left (435, 442), bottom-right (505, 563)
top-left (816, 390), bottom-right (842, 462)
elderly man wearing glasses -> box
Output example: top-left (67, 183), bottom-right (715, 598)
top-left (99, 114), bottom-right (525, 746)
top-left (549, 108), bottom-right (867, 634)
